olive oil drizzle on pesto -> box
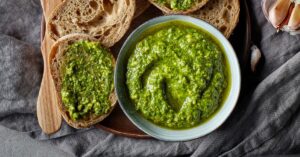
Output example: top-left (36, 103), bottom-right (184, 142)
top-left (155, 0), bottom-right (196, 11)
top-left (127, 23), bottom-right (230, 129)
top-left (60, 41), bottom-right (114, 121)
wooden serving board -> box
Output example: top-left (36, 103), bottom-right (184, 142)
top-left (38, 0), bottom-right (251, 138)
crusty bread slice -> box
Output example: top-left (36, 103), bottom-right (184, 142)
top-left (47, 0), bottom-right (135, 47)
top-left (190, 0), bottom-right (240, 38)
top-left (149, 0), bottom-right (210, 14)
top-left (49, 34), bottom-right (117, 129)
top-left (134, 0), bottom-right (151, 18)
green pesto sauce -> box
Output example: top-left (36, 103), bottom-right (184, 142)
top-left (155, 0), bottom-right (196, 11)
top-left (126, 22), bottom-right (230, 129)
top-left (60, 41), bottom-right (114, 121)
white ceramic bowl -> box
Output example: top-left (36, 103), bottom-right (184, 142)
top-left (115, 15), bottom-right (241, 141)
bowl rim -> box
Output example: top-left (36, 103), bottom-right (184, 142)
top-left (115, 15), bottom-right (241, 141)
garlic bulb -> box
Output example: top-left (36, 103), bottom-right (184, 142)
top-left (262, 0), bottom-right (300, 35)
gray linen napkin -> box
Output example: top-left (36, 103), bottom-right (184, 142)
top-left (1, 0), bottom-right (300, 156)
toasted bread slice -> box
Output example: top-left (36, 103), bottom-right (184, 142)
top-left (149, 0), bottom-right (210, 14)
top-left (47, 0), bottom-right (135, 47)
top-left (49, 34), bottom-right (117, 129)
top-left (190, 0), bottom-right (240, 38)
top-left (134, 0), bottom-right (151, 18)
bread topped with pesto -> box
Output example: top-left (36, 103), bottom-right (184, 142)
top-left (49, 34), bottom-right (117, 128)
top-left (149, 0), bottom-right (210, 14)
top-left (47, 0), bottom-right (135, 47)
top-left (190, 0), bottom-right (240, 38)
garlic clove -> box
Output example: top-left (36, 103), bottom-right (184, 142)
top-left (250, 45), bottom-right (262, 73)
top-left (288, 4), bottom-right (300, 30)
top-left (278, 3), bottom-right (294, 28)
top-left (269, 0), bottom-right (292, 28)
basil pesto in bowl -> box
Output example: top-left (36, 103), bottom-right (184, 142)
top-left (115, 15), bottom-right (241, 141)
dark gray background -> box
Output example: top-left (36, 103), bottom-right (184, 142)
top-left (1, 0), bottom-right (300, 156)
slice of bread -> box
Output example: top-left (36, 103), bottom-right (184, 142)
top-left (149, 0), bottom-right (210, 14)
top-left (47, 0), bottom-right (135, 47)
top-left (190, 0), bottom-right (240, 38)
top-left (49, 34), bottom-right (117, 129)
top-left (134, 0), bottom-right (151, 18)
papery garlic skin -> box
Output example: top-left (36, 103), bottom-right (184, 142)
top-left (281, 25), bottom-right (300, 35)
top-left (269, 0), bottom-right (292, 28)
top-left (292, 0), bottom-right (300, 4)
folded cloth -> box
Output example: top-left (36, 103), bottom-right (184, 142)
top-left (1, 0), bottom-right (300, 156)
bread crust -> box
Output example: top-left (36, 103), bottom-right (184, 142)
top-left (190, 0), bottom-right (240, 38)
top-left (149, 0), bottom-right (210, 14)
top-left (49, 33), bottom-right (117, 129)
top-left (47, 0), bottom-right (136, 47)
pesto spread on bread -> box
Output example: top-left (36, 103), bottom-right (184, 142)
top-left (156, 0), bottom-right (196, 10)
top-left (60, 41), bottom-right (114, 120)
